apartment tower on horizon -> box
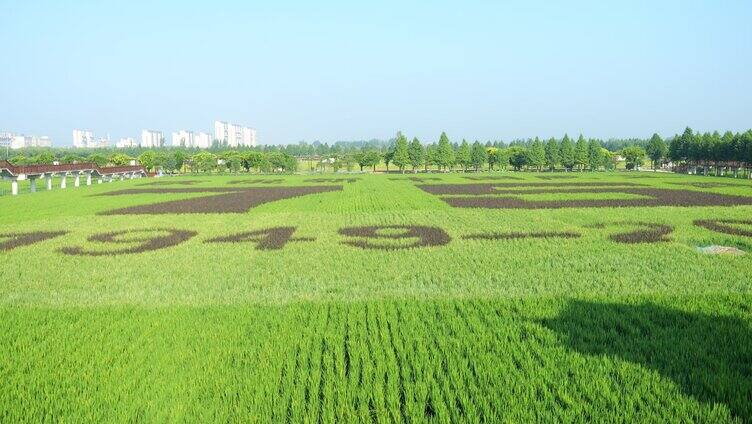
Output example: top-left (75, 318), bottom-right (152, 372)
top-left (3, 132), bottom-right (53, 149)
top-left (140, 129), bottom-right (164, 148)
top-left (213, 120), bottom-right (256, 147)
top-left (72, 129), bottom-right (109, 148)
top-left (171, 130), bottom-right (212, 149)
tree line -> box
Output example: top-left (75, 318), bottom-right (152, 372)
top-left (6, 127), bottom-right (751, 175)
top-left (357, 132), bottom-right (619, 173)
top-left (6, 150), bottom-right (298, 174)
top-left (665, 127), bottom-right (752, 176)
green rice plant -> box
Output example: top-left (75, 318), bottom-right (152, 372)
top-left (0, 172), bottom-right (751, 422)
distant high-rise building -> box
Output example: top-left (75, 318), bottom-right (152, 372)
top-left (171, 130), bottom-right (192, 147)
top-left (213, 120), bottom-right (256, 147)
top-left (36, 136), bottom-right (53, 148)
top-left (94, 136), bottom-right (110, 148)
top-left (71, 129), bottom-right (109, 148)
top-left (116, 137), bottom-right (138, 148)
top-left (195, 132), bottom-right (212, 149)
top-left (72, 129), bottom-right (95, 148)
top-left (140, 130), bottom-right (164, 148)
top-left (172, 130), bottom-right (212, 149)
top-left (0, 132), bottom-right (13, 148)
top-left (5, 133), bottom-right (52, 149)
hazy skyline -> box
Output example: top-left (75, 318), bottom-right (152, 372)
top-left (1, 0), bottom-right (750, 146)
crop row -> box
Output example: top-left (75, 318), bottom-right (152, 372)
top-left (2, 219), bottom-right (750, 256)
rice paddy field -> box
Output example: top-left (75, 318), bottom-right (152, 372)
top-left (1, 171), bottom-right (752, 422)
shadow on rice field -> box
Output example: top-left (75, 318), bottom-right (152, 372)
top-left (542, 300), bottom-right (752, 422)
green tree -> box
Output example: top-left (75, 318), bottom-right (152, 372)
top-left (191, 152), bottom-right (217, 173)
top-left (356, 149), bottom-right (381, 172)
top-left (622, 146), bottom-right (646, 170)
top-left (242, 151), bottom-right (268, 173)
top-left (31, 152), bottom-right (55, 165)
top-left (455, 139), bottom-right (472, 171)
top-left (61, 154), bottom-right (82, 164)
top-left (470, 141), bottom-right (488, 171)
top-left (509, 146), bottom-right (528, 170)
top-left (559, 134), bottom-right (575, 170)
top-left (354, 151), bottom-right (367, 172)
top-left (283, 153), bottom-right (298, 172)
top-left (425, 145), bottom-right (437, 171)
top-left (268, 152), bottom-right (286, 172)
top-left (87, 153), bottom-right (108, 167)
top-left (9, 155), bottom-right (27, 165)
top-left (487, 147), bottom-right (499, 170)
top-left (587, 139), bottom-right (602, 171)
top-left (163, 154), bottom-right (178, 173)
top-left (365, 150), bottom-right (381, 172)
top-left (172, 150), bottom-right (186, 172)
top-left (392, 133), bottom-right (410, 172)
top-left (436, 132), bottom-right (455, 171)
top-left (153, 151), bottom-right (168, 172)
top-left (138, 151), bottom-right (157, 172)
top-left (743, 131), bottom-right (752, 176)
top-left (646, 133), bottom-right (667, 170)
top-left (544, 138), bottom-right (559, 171)
top-left (574, 135), bottom-right (588, 171)
top-left (527, 137), bottom-right (545, 171)
top-left (225, 154), bottom-right (243, 173)
top-left (340, 154), bottom-right (356, 172)
top-left (495, 148), bottom-right (510, 170)
top-left (600, 148), bottom-right (616, 170)
top-left (669, 127), bottom-right (693, 164)
top-left (407, 138), bottom-right (425, 172)
top-left (383, 150), bottom-right (394, 172)
top-left (269, 152), bottom-right (296, 172)
top-left (108, 153), bottom-right (133, 166)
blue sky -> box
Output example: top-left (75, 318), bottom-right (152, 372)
top-left (1, 0), bottom-right (750, 146)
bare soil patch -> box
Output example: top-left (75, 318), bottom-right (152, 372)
top-left (338, 225), bottom-right (451, 250)
top-left (97, 187), bottom-right (233, 196)
top-left (605, 222), bottom-right (674, 244)
top-left (389, 176), bottom-right (442, 183)
top-left (206, 227), bottom-right (314, 250)
top-left (694, 219), bottom-right (752, 237)
top-left (0, 231), bottom-right (68, 252)
top-left (462, 175), bottom-right (522, 181)
top-left (419, 182), bottom-right (642, 195)
top-left (60, 228), bottom-right (196, 256)
top-left (137, 180), bottom-right (205, 186)
top-left (228, 178), bottom-right (283, 185)
top-left (98, 186), bottom-right (342, 215)
top-left (417, 183), bottom-right (752, 209)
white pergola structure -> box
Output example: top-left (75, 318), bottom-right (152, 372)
top-left (0, 160), bottom-right (148, 196)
